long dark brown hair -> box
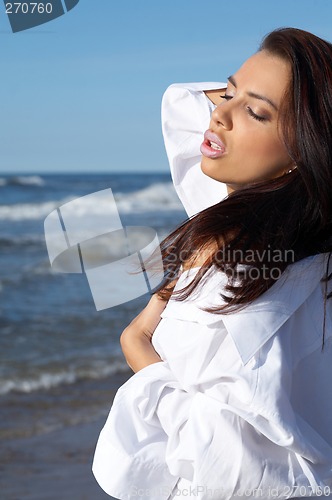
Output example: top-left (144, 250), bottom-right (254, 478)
top-left (155, 28), bottom-right (332, 313)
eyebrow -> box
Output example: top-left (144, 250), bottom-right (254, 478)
top-left (228, 75), bottom-right (278, 111)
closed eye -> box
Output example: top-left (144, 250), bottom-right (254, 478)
top-left (221, 95), bottom-right (267, 122)
top-left (246, 106), bottom-right (267, 122)
top-left (220, 94), bottom-right (233, 101)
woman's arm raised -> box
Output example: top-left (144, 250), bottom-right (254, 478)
top-left (161, 82), bottom-right (228, 217)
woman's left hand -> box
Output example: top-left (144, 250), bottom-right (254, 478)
top-left (120, 294), bottom-right (167, 373)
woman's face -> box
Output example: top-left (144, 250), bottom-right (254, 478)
top-left (200, 50), bottom-right (294, 193)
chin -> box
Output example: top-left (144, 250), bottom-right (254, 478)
top-left (200, 157), bottom-right (212, 176)
top-left (200, 158), bottom-right (222, 182)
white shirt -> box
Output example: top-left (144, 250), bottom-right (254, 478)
top-left (92, 83), bottom-right (332, 499)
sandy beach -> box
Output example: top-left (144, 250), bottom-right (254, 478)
top-left (0, 371), bottom-right (132, 500)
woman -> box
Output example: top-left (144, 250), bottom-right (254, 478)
top-left (93, 28), bottom-right (332, 499)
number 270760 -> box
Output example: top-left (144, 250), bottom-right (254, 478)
top-left (5, 3), bottom-right (53, 14)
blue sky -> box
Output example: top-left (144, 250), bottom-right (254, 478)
top-left (1, 0), bottom-right (332, 174)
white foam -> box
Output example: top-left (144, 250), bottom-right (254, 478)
top-left (0, 233), bottom-right (44, 246)
top-left (0, 182), bottom-right (183, 221)
top-left (0, 358), bottom-right (129, 395)
top-left (0, 196), bottom-right (76, 221)
top-left (0, 175), bottom-right (45, 187)
top-left (115, 182), bottom-right (182, 213)
top-left (10, 175), bottom-right (45, 186)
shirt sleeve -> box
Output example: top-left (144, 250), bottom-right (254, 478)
top-left (93, 339), bottom-right (332, 499)
top-left (92, 362), bottom-right (181, 500)
top-left (161, 82), bottom-right (228, 217)
top-left (152, 339), bottom-right (332, 498)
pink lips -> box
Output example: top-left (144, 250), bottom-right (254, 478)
top-left (200, 130), bottom-right (226, 159)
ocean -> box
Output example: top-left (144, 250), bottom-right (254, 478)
top-left (0, 172), bottom-right (187, 440)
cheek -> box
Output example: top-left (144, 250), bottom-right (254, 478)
top-left (237, 130), bottom-right (289, 170)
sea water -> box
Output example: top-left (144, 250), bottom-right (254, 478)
top-left (0, 172), bottom-right (186, 438)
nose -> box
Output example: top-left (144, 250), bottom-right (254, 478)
top-left (211, 101), bottom-right (233, 131)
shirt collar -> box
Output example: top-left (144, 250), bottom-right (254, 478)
top-left (222, 253), bottom-right (328, 365)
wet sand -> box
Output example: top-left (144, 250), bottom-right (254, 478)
top-left (1, 418), bottom-right (114, 500)
top-left (0, 371), bottom-right (132, 500)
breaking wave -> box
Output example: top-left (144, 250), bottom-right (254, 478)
top-left (0, 175), bottom-right (45, 187)
top-left (0, 357), bottom-right (129, 395)
top-left (0, 182), bottom-right (183, 221)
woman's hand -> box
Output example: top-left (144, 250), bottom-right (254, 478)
top-left (120, 294), bottom-right (167, 373)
